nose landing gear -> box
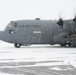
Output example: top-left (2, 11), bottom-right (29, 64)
top-left (14, 43), bottom-right (21, 48)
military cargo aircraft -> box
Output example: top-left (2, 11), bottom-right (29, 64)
top-left (0, 17), bottom-right (76, 48)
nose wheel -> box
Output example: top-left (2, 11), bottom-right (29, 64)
top-left (14, 43), bottom-right (21, 48)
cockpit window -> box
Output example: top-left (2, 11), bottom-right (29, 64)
top-left (12, 23), bottom-right (17, 27)
top-left (11, 21), bottom-right (17, 28)
top-left (7, 24), bottom-right (12, 27)
top-left (4, 22), bottom-right (17, 31)
top-left (6, 21), bottom-right (17, 28)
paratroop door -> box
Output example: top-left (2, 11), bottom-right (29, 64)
top-left (31, 31), bottom-right (41, 44)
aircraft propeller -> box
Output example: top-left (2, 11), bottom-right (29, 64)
top-left (73, 8), bottom-right (76, 22)
top-left (73, 15), bottom-right (76, 22)
top-left (57, 10), bottom-right (64, 28)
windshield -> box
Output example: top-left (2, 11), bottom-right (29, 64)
top-left (11, 21), bottom-right (17, 28)
top-left (4, 21), bottom-right (17, 30)
top-left (7, 23), bottom-right (12, 27)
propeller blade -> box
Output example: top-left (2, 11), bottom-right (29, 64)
top-left (73, 15), bottom-right (76, 22)
top-left (58, 10), bottom-right (63, 19)
top-left (73, 8), bottom-right (76, 22)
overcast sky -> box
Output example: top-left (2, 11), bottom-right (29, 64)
top-left (0, 0), bottom-right (76, 30)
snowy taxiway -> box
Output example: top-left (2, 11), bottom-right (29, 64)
top-left (0, 41), bottom-right (76, 75)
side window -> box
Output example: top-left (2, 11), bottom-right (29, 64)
top-left (9, 30), bottom-right (14, 34)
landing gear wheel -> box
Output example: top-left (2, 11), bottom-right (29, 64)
top-left (60, 44), bottom-right (67, 47)
top-left (14, 43), bottom-right (21, 48)
top-left (68, 40), bottom-right (76, 47)
top-left (71, 41), bottom-right (76, 47)
top-left (68, 43), bottom-right (71, 47)
top-left (68, 41), bottom-right (71, 47)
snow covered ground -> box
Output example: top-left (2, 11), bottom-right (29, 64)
top-left (0, 41), bottom-right (76, 75)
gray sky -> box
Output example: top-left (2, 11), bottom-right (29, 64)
top-left (0, 0), bottom-right (76, 30)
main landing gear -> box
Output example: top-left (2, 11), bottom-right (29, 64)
top-left (66, 40), bottom-right (76, 47)
top-left (60, 43), bottom-right (67, 47)
top-left (68, 40), bottom-right (76, 47)
top-left (60, 40), bottom-right (76, 47)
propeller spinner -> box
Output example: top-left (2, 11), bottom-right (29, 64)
top-left (57, 18), bottom-right (64, 28)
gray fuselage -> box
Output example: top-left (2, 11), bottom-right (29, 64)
top-left (0, 19), bottom-right (76, 47)
top-left (1, 20), bottom-right (60, 44)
